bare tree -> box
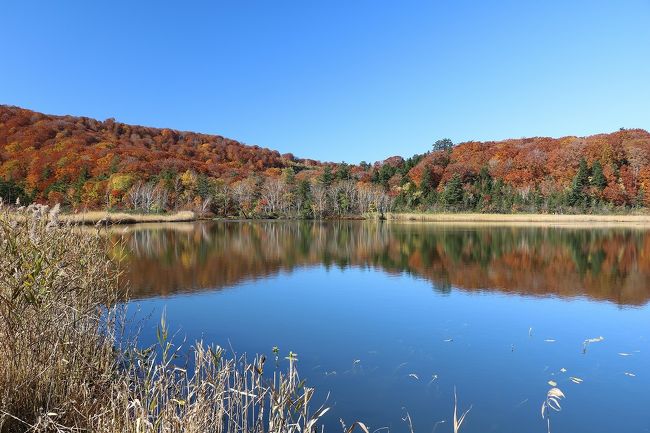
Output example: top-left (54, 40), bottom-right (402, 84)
top-left (260, 177), bottom-right (286, 215)
top-left (310, 181), bottom-right (328, 219)
top-left (127, 181), bottom-right (168, 212)
top-left (356, 184), bottom-right (392, 215)
top-left (127, 182), bottom-right (143, 210)
top-left (231, 179), bottom-right (255, 217)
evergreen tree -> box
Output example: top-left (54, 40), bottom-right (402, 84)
top-left (377, 164), bottom-right (397, 188)
top-left (489, 179), bottom-right (504, 212)
top-left (433, 138), bottom-right (454, 152)
top-left (319, 166), bottom-right (334, 187)
top-left (476, 165), bottom-right (493, 209)
top-left (335, 163), bottom-right (351, 181)
top-left (568, 158), bottom-right (590, 206)
top-left (443, 174), bottom-right (464, 208)
top-left (283, 167), bottom-right (296, 186)
top-left (196, 174), bottom-right (213, 199)
top-left (478, 166), bottom-right (493, 192)
top-left (590, 160), bottom-right (607, 190)
top-left (296, 179), bottom-right (313, 218)
top-left (420, 165), bottom-right (435, 201)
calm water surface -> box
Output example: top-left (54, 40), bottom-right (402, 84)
top-left (118, 221), bottom-right (650, 433)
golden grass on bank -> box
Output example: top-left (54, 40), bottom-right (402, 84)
top-left (0, 204), bottom-right (329, 433)
top-left (60, 210), bottom-right (196, 225)
top-left (386, 212), bottom-right (650, 227)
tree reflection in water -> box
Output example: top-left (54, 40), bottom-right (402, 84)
top-left (112, 221), bottom-right (650, 306)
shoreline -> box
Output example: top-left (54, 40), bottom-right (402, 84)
top-left (386, 212), bottom-right (650, 225)
top-left (59, 210), bottom-right (650, 227)
top-left (60, 210), bottom-right (197, 225)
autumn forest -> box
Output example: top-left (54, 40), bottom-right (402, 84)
top-left (1, 105), bottom-right (649, 216)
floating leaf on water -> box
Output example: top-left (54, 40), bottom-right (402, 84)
top-left (544, 339), bottom-right (556, 343)
top-left (541, 387), bottom-right (565, 420)
top-left (548, 380), bottom-right (557, 387)
top-left (408, 373), bottom-right (419, 380)
top-left (569, 377), bottom-right (583, 384)
top-left (548, 388), bottom-right (564, 399)
top-left (618, 352), bottom-right (631, 356)
top-left (443, 338), bottom-right (453, 342)
top-left (529, 327), bottom-right (533, 337)
top-left (584, 336), bottom-right (604, 344)
top-left (427, 374), bottom-right (439, 386)
top-left (624, 372), bottom-right (636, 377)
top-left (560, 368), bottom-right (567, 373)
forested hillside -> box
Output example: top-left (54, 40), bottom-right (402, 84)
top-left (1, 105), bottom-right (649, 216)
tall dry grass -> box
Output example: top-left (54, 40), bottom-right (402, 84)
top-left (386, 212), bottom-right (650, 225)
top-left (0, 202), bottom-right (120, 432)
top-left (60, 210), bottom-right (196, 226)
top-left (0, 202), bottom-right (329, 433)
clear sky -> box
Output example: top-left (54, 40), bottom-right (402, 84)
top-left (1, 1), bottom-right (649, 163)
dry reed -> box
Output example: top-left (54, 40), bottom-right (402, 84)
top-left (386, 212), bottom-right (650, 227)
top-left (0, 202), bottom-right (328, 433)
top-left (60, 210), bottom-right (196, 226)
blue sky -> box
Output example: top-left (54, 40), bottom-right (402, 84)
top-left (1, 1), bottom-right (649, 163)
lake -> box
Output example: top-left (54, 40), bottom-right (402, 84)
top-left (117, 221), bottom-right (650, 433)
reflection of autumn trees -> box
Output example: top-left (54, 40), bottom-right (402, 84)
top-left (118, 222), bottom-right (650, 306)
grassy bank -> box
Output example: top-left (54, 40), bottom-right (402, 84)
top-left (0, 204), bottom-right (330, 433)
top-left (387, 212), bottom-right (650, 225)
top-left (60, 210), bottom-right (196, 225)
top-left (42, 209), bottom-right (650, 227)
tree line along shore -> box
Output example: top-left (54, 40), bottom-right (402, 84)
top-left (5, 153), bottom-right (650, 226)
top-left (2, 106), bottom-right (649, 219)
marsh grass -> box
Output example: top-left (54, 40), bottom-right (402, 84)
top-left (0, 201), bottom-right (121, 432)
top-left (0, 203), bottom-right (328, 433)
top-left (386, 212), bottom-right (650, 227)
top-left (60, 210), bottom-right (196, 225)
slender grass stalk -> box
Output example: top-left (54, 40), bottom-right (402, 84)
top-left (453, 389), bottom-right (471, 433)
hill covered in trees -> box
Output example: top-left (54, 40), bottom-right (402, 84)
top-left (1, 105), bottom-right (649, 216)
